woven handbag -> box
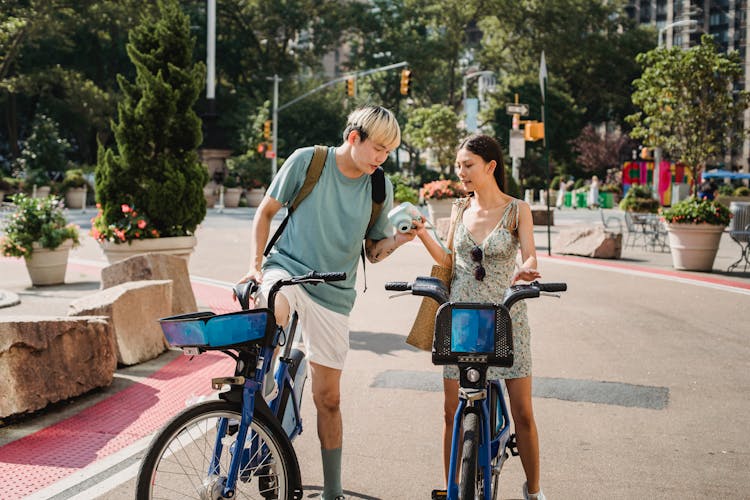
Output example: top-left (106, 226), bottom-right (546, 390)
top-left (405, 199), bottom-right (466, 351)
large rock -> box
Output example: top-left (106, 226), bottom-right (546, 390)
top-left (555, 225), bottom-right (622, 259)
top-left (0, 316), bottom-right (116, 418)
top-left (101, 253), bottom-right (196, 314)
top-left (68, 280), bottom-right (173, 366)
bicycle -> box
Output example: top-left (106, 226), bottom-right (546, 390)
top-left (385, 276), bottom-right (567, 500)
top-left (135, 270), bottom-right (345, 499)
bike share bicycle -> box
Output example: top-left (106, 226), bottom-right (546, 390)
top-left (135, 271), bottom-right (345, 500)
top-left (385, 276), bottom-right (566, 500)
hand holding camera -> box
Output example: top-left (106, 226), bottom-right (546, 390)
top-left (387, 202), bottom-right (423, 233)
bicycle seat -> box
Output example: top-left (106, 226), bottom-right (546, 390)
top-left (233, 280), bottom-right (259, 310)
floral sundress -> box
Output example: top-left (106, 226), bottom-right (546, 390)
top-left (444, 198), bottom-right (532, 380)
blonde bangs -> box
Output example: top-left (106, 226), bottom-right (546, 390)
top-left (346, 106), bottom-right (401, 150)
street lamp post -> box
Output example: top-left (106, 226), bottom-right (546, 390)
top-left (653, 19), bottom-right (699, 203)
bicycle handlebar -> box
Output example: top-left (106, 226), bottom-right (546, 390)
top-left (233, 271), bottom-right (347, 312)
top-left (387, 278), bottom-right (566, 309)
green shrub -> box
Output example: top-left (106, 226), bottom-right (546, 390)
top-left (660, 197), bottom-right (731, 226)
top-left (61, 169), bottom-right (90, 192)
top-left (733, 185), bottom-right (750, 197)
top-left (619, 185), bottom-right (659, 213)
top-left (717, 183), bottom-right (735, 196)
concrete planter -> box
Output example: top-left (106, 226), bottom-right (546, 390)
top-left (246, 187), bottom-right (265, 207)
top-left (223, 187), bottom-right (243, 208)
top-left (64, 187), bottom-right (87, 209)
top-left (24, 239), bottom-right (74, 286)
top-left (99, 235), bottom-right (197, 264)
top-left (665, 222), bottom-right (725, 271)
top-left (426, 198), bottom-right (456, 222)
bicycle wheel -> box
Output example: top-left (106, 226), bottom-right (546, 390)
top-left (459, 411), bottom-right (480, 500)
top-left (136, 399), bottom-right (300, 499)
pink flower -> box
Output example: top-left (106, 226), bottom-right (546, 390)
top-left (137, 219), bottom-right (147, 229)
top-left (121, 204), bottom-right (131, 213)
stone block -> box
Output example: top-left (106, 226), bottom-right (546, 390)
top-left (68, 280), bottom-right (173, 366)
top-left (0, 316), bottom-right (116, 418)
top-left (531, 207), bottom-right (554, 226)
top-left (101, 253), bottom-right (196, 314)
top-left (555, 225), bottom-right (622, 259)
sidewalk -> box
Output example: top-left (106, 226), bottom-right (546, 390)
top-left (1, 206), bottom-right (748, 499)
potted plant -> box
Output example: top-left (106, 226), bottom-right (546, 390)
top-left (94, 0), bottom-right (207, 263)
top-left (60, 168), bottom-right (90, 209)
top-left (420, 179), bottom-right (466, 221)
top-left (221, 174), bottom-right (243, 208)
top-left (1, 194), bottom-right (80, 285)
top-left (660, 197), bottom-right (732, 271)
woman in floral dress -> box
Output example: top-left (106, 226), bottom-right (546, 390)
top-left (415, 134), bottom-right (545, 500)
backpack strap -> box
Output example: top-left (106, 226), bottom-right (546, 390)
top-left (263, 145), bottom-right (328, 256)
top-left (360, 166), bottom-right (387, 292)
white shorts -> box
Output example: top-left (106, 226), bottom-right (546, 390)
top-left (255, 268), bottom-right (350, 370)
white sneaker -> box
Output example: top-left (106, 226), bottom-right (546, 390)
top-left (523, 482), bottom-right (546, 500)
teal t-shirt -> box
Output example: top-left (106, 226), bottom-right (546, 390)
top-left (263, 146), bottom-right (394, 315)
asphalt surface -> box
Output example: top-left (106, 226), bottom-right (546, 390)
top-left (1, 206), bottom-right (749, 499)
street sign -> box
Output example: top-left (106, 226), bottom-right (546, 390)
top-left (506, 103), bottom-right (529, 116)
top-left (509, 129), bottom-right (525, 158)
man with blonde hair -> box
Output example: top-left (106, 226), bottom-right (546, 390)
top-left (238, 105), bottom-right (416, 499)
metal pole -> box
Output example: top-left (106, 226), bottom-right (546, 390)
top-left (542, 79), bottom-right (551, 256)
top-left (272, 74), bottom-right (279, 177)
top-left (206, 0), bottom-right (215, 100)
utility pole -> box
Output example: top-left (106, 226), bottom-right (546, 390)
top-left (271, 75), bottom-right (280, 177)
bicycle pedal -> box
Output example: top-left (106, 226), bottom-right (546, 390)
top-left (431, 489), bottom-right (447, 499)
top-left (508, 433), bottom-right (520, 456)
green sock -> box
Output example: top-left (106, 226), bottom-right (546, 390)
top-left (321, 447), bottom-right (342, 499)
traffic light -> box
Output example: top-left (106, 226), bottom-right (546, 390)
top-left (399, 69), bottom-right (412, 96)
top-left (257, 142), bottom-right (267, 154)
top-left (523, 121), bottom-right (545, 142)
top-left (263, 120), bottom-right (271, 139)
top-left (346, 77), bottom-right (355, 97)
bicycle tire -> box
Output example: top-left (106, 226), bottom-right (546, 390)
top-left (459, 411), bottom-right (479, 500)
top-left (136, 399), bottom-right (302, 499)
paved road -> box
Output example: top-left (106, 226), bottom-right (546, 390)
top-left (1, 207), bottom-right (749, 499)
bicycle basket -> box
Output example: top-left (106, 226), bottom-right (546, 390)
top-left (159, 308), bottom-right (275, 349)
top-left (431, 302), bottom-right (513, 367)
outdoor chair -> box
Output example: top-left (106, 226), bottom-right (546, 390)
top-left (599, 209), bottom-right (623, 233)
top-left (728, 203), bottom-right (750, 272)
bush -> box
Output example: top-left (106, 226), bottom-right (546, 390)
top-left (717, 183), bottom-right (735, 196)
top-left (15, 114), bottom-right (70, 188)
top-left (619, 185), bottom-right (659, 213)
top-left (660, 197), bottom-right (731, 226)
top-left (61, 168), bottom-right (90, 192)
top-left (226, 154), bottom-right (271, 189)
top-left (733, 185), bottom-right (750, 197)
top-left (1, 194), bottom-right (80, 258)
top-left (389, 173), bottom-right (419, 204)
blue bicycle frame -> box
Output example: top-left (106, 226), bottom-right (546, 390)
top-left (446, 380), bottom-right (514, 499)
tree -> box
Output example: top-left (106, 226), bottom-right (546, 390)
top-left (570, 124), bottom-right (629, 177)
top-left (627, 34), bottom-right (750, 195)
top-left (403, 104), bottom-right (461, 174)
top-left (96, 0), bottom-right (207, 239)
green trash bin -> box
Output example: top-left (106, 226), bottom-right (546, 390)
top-left (563, 192), bottom-right (572, 208)
top-left (598, 192), bottom-right (613, 209)
top-left (576, 192), bottom-right (587, 208)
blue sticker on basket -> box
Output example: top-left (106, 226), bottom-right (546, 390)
top-left (161, 319), bottom-right (209, 346)
top-left (205, 311), bottom-right (269, 346)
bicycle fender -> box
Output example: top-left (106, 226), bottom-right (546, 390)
top-left (254, 397), bottom-right (304, 499)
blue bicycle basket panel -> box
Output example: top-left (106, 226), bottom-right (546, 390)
top-left (159, 309), bottom-right (275, 349)
top-left (432, 302), bottom-right (513, 367)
